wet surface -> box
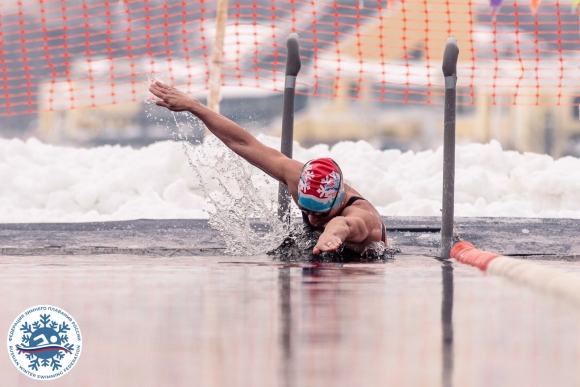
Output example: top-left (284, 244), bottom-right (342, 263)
top-left (0, 219), bottom-right (226, 253)
top-left (3, 217), bottom-right (580, 259)
top-left (1, 254), bottom-right (579, 386)
top-left (268, 224), bottom-right (400, 262)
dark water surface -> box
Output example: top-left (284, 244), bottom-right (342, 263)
top-left (0, 254), bottom-right (579, 386)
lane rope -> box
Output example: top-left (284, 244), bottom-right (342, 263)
top-left (450, 241), bottom-right (580, 306)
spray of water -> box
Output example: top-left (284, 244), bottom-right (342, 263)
top-left (145, 77), bottom-right (289, 255)
top-left (269, 224), bottom-right (399, 262)
top-left (144, 77), bottom-right (399, 260)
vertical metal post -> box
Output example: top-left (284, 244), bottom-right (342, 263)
top-left (441, 37), bottom-right (459, 258)
top-left (277, 33), bottom-right (301, 224)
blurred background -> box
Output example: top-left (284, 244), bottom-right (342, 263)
top-left (0, 0), bottom-right (579, 156)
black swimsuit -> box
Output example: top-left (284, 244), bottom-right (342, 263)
top-left (302, 196), bottom-right (387, 243)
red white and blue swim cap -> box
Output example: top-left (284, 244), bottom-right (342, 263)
top-left (297, 158), bottom-right (345, 212)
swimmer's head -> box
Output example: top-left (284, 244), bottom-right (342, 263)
top-left (297, 158), bottom-right (345, 217)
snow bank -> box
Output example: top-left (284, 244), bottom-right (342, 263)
top-left (2, 136), bottom-right (580, 223)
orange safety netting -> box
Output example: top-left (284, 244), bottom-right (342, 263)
top-left (0, 0), bottom-right (579, 116)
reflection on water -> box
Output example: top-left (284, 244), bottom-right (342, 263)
top-left (279, 266), bottom-right (293, 387)
top-left (1, 254), bottom-right (580, 386)
top-left (269, 225), bottom-right (400, 262)
top-left (441, 259), bottom-right (454, 387)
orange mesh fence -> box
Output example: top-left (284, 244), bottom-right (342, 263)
top-left (0, 0), bottom-right (579, 116)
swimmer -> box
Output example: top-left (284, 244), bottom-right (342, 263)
top-left (149, 81), bottom-right (387, 255)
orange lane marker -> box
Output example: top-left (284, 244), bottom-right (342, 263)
top-left (450, 241), bottom-right (580, 306)
top-left (450, 241), bottom-right (501, 271)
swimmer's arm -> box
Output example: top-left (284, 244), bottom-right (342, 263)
top-left (313, 215), bottom-right (371, 255)
top-left (149, 81), bottom-right (302, 185)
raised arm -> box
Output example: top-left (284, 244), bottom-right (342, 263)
top-left (149, 81), bottom-right (302, 186)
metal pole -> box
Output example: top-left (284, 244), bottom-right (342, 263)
top-left (277, 33), bottom-right (301, 224)
top-left (441, 36), bottom-right (459, 258)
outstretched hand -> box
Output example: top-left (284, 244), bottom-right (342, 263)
top-left (313, 232), bottom-right (343, 255)
top-left (149, 81), bottom-right (197, 112)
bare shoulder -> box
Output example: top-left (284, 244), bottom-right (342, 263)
top-left (341, 190), bottom-right (385, 243)
top-left (341, 199), bottom-right (379, 223)
top-left (343, 186), bottom-right (378, 214)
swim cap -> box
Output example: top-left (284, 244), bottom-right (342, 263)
top-left (297, 158), bottom-right (345, 212)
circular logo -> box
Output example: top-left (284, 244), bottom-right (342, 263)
top-left (6, 305), bottom-right (82, 380)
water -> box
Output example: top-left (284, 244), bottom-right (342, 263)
top-left (1, 254), bottom-right (579, 386)
top-left (144, 98), bottom-right (397, 259)
top-left (268, 223), bottom-right (401, 262)
top-left (130, 86), bottom-right (580, 384)
top-left (145, 92), bottom-right (288, 255)
top-left (182, 136), bottom-right (287, 255)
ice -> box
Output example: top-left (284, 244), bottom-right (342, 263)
top-left (2, 136), bottom-right (580, 223)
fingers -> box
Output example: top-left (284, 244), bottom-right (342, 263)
top-left (149, 80), bottom-right (173, 93)
top-left (149, 85), bottom-right (167, 98)
top-left (324, 243), bottom-right (341, 252)
top-left (313, 238), bottom-right (342, 254)
top-left (155, 80), bottom-right (170, 88)
top-left (149, 82), bottom-right (193, 112)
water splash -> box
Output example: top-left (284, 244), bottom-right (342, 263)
top-left (145, 79), bottom-right (289, 255)
top-left (144, 75), bottom-right (205, 145)
top-left (144, 77), bottom-right (396, 258)
top-left (181, 136), bottom-right (289, 255)
top-left (268, 224), bottom-right (399, 263)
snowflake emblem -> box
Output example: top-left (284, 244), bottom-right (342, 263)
top-left (317, 171), bottom-right (341, 198)
top-left (299, 164), bottom-right (314, 193)
top-left (16, 313), bottom-right (75, 372)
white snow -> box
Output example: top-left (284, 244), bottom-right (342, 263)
top-left (2, 136), bottom-right (580, 223)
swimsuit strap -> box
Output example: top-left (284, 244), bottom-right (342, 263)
top-left (345, 195), bottom-right (365, 207)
